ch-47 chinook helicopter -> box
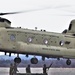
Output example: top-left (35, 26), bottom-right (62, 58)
top-left (0, 11), bottom-right (75, 66)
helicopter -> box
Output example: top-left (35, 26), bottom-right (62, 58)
top-left (0, 11), bottom-right (75, 66)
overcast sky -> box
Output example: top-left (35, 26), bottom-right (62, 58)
top-left (0, 0), bottom-right (75, 55)
top-left (0, 0), bottom-right (75, 33)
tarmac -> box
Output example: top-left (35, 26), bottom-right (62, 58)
top-left (0, 68), bottom-right (75, 75)
top-left (16, 73), bottom-right (47, 75)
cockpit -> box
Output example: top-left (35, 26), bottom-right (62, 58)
top-left (0, 17), bottom-right (11, 27)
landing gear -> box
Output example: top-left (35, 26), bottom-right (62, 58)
top-left (14, 57), bottom-right (21, 64)
top-left (57, 58), bottom-right (60, 60)
top-left (66, 59), bottom-right (71, 65)
top-left (14, 54), bottom-right (21, 64)
top-left (42, 57), bottom-right (45, 61)
top-left (31, 57), bottom-right (38, 64)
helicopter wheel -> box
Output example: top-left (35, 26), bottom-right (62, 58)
top-left (66, 59), bottom-right (71, 65)
top-left (14, 57), bottom-right (21, 64)
top-left (31, 57), bottom-right (38, 64)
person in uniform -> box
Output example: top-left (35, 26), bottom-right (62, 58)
top-left (9, 63), bottom-right (14, 75)
top-left (13, 62), bottom-right (19, 75)
top-left (43, 64), bottom-right (47, 74)
top-left (43, 62), bottom-right (53, 74)
top-left (26, 64), bottom-right (31, 73)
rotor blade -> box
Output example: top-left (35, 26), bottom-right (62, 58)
top-left (0, 7), bottom-right (52, 16)
top-left (52, 5), bottom-right (71, 9)
top-left (0, 11), bottom-right (24, 15)
top-left (50, 13), bottom-right (74, 16)
top-left (52, 14), bottom-right (75, 16)
top-left (0, 5), bottom-right (71, 16)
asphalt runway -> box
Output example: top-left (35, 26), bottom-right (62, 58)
top-left (0, 68), bottom-right (75, 75)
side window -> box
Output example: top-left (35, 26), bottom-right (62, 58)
top-left (59, 40), bottom-right (64, 46)
top-left (27, 37), bottom-right (33, 43)
top-left (44, 39), bottom-right (49, 45)
top-left (10, 34), bottom-right (16, 41)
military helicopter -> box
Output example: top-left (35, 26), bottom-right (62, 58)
top-left (0, 10), bottom-right (75, 65)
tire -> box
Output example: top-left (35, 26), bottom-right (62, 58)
top-left (31, 58), bottom-right (38, 64)
top-left (14, 57), bottom-right (21, 64)
top-left (66, 59), bottom-right (71, 65)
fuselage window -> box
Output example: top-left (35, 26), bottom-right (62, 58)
top-left (44, 39), bottom-right (49, 45)
top-left (60, 40), bottom-right (64, 46)
top-left (10, 34), bottom-right (16, 41)
top-left (28, 37), bottom-right (32, 43)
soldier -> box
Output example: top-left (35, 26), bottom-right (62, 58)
top-left (13, 62), bottom-right (19, 75)
top-left (43, 62), bottom-right (53, 74)
top-left (9, 63), bottom-right (14, 75)
top-left (43, 64), bottom-right (47, 74)
top-left (26, 64), bottom-right (31, 73)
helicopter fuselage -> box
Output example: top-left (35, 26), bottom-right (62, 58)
top-left (0, 27), bottom-right (75, 59)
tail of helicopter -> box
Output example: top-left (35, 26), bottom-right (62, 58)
top-left (68, 19), bottom-right (75, 33)
top-left (62, 19), bottom-right (75, 34)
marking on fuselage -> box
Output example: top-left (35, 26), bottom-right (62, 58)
top-left (42, 48), bottom-right (60, 51)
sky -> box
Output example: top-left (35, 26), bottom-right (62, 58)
top-left (0, 0), bottom-right (75, 32)
top-left (0, 0), bottom-right (75, 55)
